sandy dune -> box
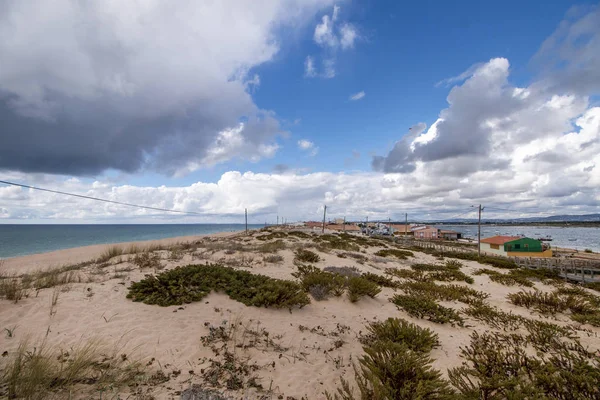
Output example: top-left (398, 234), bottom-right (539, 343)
top-left (1, 229), bottom-right (599, 399)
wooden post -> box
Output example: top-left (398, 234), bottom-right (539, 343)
top-left (322, 205), bottom-right (327, 233)
top-left (245, 208), bottom-right (248, 235)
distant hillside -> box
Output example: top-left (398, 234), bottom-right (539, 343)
top-left (427, 213), bottom-right (600, 224)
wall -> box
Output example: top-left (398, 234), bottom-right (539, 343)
top-left (507, 249), bottom-right (553, 258)
top-left (480, 242), bottom-right (508, 256)
top-left (504, 238), bottom-right (544, 253)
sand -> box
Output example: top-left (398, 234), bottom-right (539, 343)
top-left (1, 229), bottom-right (599, 399)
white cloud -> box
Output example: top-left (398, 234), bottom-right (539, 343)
top-left (340, 23), bottom-right (357, 49)
top-left (349, 91), bottom-right (365, 101)
top-left (298, 139), bottom-right (319, 156)
top-left (304, 56), bottom-right (317, 77)
top-left (305, 4), bottom-right (358, 79)
top-left (0, 0), bottom-right (335, 175)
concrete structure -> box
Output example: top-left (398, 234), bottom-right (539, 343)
top-left (439, 230), bottom-right (462, 240)
top-left (390, 224), bottom-right (413, 236)
top-left (412, 226), bottom-right (439, 239)
top-left (327, 224), bottom-right (360, 232)
top-left (480, 236), bottom-right (553, 258)
top-left (334, 218), bottom-right (345, 225)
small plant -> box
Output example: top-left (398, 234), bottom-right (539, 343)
top-left (263, 254), bottom-right (284, 263)
top-left (132, 252), bottom-right (162, 270)
top-left (391, 294), bottom-right (464, 326)
top-left (374, 249), bottom-right (414, 260)
top-left (360, 272), bottom-right (397, 288)
top-left (294, 249), bottom-right (320, 263)
top-left (293, 265), bottom-right (347, 299)
top-left (323, 266), bottom-right (361, 277)
top-left (398, 280), bottom-right (488, 305)
top-left (257, 240), bottom-right (287, 253)
top-left (0, 277), bottom-right (27, 303)
top-left (584, 248), bottom-right (593, 253)
top-left (361, 318), bottom-right (439, 353)
top-left (4, 325), bottom-right (17, 338)
top-left (474, 268), bottom-right (534, 287)
top-left (385, 268), bottom-right (423, 281)
top-left (347, 277), bottom-right (381, 302)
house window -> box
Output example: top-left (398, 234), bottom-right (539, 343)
top-left (524, 244), bottom-right (529, 249)
top-left (514, 244), bottom-right (521, 249)
top-left (490, 244), bottom-right (500, 250)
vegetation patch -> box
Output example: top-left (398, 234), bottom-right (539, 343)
top-left (347, 277), bottom-right (381, 303)
top-left (292, 265), bottom-right (346, 300)
top-left (391, 294), bottom-right (465, 326)
top-left (360, 272), bottom-right (397, 288)
top-left (315, 234), bottom-right (361, 252)
top-left (398, 281), bottom-right (488, 305)
top-left (474, 268), bottom-right (534, 287)
top-left (385, 268), bottom-right (423, 281)
top-left (449, 330), bottom-right (600, 399)
top-left (408, 247), bottom-right (518, 269)
top-left (327, 318), bottom-right (453, 399)
top-left (256, 239), bottom-right (287, 253)
top-left (263, 254), bottom-right (284, 264)
top-left (2, 339), bottom-right (147, 399)
top-left (127, 264), bottom-right (310, 309)
top-left (360, 318), bottom-right (439, 353)
top-left (410, 262), bottom-right (473, 284)
top-left (294, 249), bottom-right (320, 263)
top-left (374, 249), bottom-right (414, 260)
top-left (132, 252), bottom-right (162, 270)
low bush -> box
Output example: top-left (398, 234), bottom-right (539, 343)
top-left (584, 248), bottom-right (593, 253)
top-left (398, 281), bottom-right (488, 305)
top-left (361, 272), bottom-right (397, 288)
top-left (462, 301), bottom-right (524, 331)
top-left (132, 252), bottom-right (162, 270)
top-left (263, 254), bottom-right (284, 263)
top-left (361, 318), bottom-right (439, 353)
top-left (449, 330), bottom-right (600, 399)
top-left (474, 268), bottom-right (534, 287)
top-left (255, 232), bottom-right (288, 241)
top-left (338, 252), bottom-right (368, 263)
top-left (288, 231), bottom-right (311, 239)
top-left (317, 236), bottom-right (361, 252)
top-left (410, 247), bottom-right (518, 269)
top-left (385, 268), bottom-right (423, 281)
top-left (256, 240), bottom-right (287, 253)
top-left (374, 249), bottom-right (414, 260)
top-left (293, 265), bottom-right (346, 299)
top-left (410, 263), bottom-right (473, 284)
top-left (294, 249), bottom-right (320, 263)
top-left (391, 294), bottom-right (464, 326)
top-left (127, 264), bottom-right (310, 309)
top-left (583, 282), bottom-right (600, 293)
top-left (347, 277), bottom-right (381, 302)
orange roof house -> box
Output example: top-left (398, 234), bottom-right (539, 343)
top-left (480, 236), bottom-right (521, 245)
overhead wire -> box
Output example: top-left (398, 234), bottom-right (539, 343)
top-left (0, 179), bottom-right (205, 216)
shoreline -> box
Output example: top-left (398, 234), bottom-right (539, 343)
top-left (0, 230), bottom-right (245, 275)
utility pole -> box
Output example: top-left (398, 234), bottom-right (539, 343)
top-left (277, 215), bottom-right (279, 226)
top-left (343, 216), bottom-right (346, 232)
top-left (477, 204), bottom-right (484, 257)
top-left (245, 208), bottom-right (248, 235)
top-left (322, 205), bottom-right (327, 233)
top-left (405, 213), bottom-right (408, 237)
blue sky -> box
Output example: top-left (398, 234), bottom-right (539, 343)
top-left (1, 1), bottom-right (599, 222)
top-left (130, 0), bottom-right (589, 187)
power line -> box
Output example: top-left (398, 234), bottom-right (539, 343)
top-left (0, 179), bottom-right (204, 216)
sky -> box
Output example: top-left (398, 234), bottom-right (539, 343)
top-left (0, 0), bottom-right (599, 224)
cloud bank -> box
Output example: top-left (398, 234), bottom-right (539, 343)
top-left (0, 0), bottom-right (334, 176)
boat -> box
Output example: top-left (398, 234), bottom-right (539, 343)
top-left (538, 235), bottom-right (553, 242)
top-left (568, 238), bottom-right (577, 242)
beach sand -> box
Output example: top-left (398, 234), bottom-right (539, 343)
top-left (1, 229), bottom-right (599, 399)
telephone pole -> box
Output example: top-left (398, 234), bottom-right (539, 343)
top-left (322, 205), bottom-right (327, 233)
top-left (343, 216), bottom-right (346, 232)
top-left (477, 204), bottom-right (484, 257)
top-left (245, 208), bottom-right (248, 235)
top-left (405, 213), bottom-right (408, 237)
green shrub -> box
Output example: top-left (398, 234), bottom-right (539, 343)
top-left (385, 268), bottom-right (423, 281)
top-left (474, 268), bottom-right (534, 287)
top-left (292, 265), bottom-right (346, 298)
top-left (288, 231), bottom-right (311, 239)
top-left (407, 263), bottom-right (472, 283)
top-left (398, 281), bottom-right (488, 305)
top-left (331, 342), bottom-right (455, 400)
top-left (391, 294), bottom-right (464, 326)
top-left (316, 235), bottom-right (361, 252)
top-left (347, 277), bottom-right (381, 302)
top-left (361, 318), bottom-right (439, 353)
top-left (361, 272), bottom-right (397, 288)
top-left (0, 277), bottom-right (28, 303)
top-left (127, 264), bottom-right (310, 309)
top-left (374, 249), bottom-right (414, 260)
top-left (255, 231), bottom-right (288, 241)
top-left (263, 254), bottom-right (284, 263)
top-left (449, 330), bottom-right (600, 399)
top-left (584, 248), bottom-right (593, 253)
top-left (294, 249), bottom-right (320, 263)
top-left (462, 301), bottom-right (524, 331)
top-left (445, 260), bottom-right (463, 269)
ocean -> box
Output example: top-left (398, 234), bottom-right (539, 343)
top-left (440, 225), bottom-right (600, 252)
top-left (0, 224), bottom-right (263, 259)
